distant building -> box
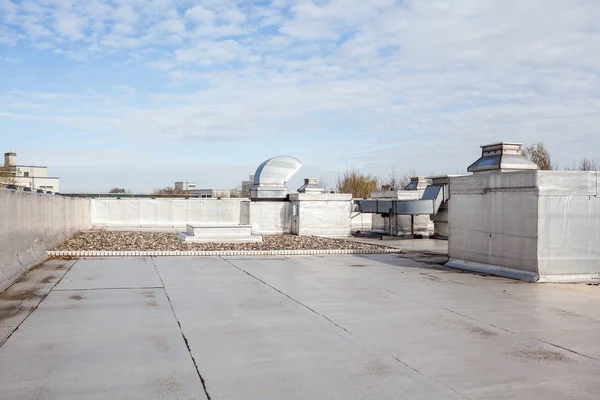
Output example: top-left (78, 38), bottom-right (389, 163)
top-left (174, 181), bottom-right (230, 198)
top-left (187, 189), bottom-right (230, 198)
top-left (3, 152), bottom-right (60, 192)
top-left (241, 175), bottom-right (254, 195)
top-left (174, 181), bottom-right (197, 191)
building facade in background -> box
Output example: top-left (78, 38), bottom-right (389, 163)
top-left (174, 181), bottom-right (230, 198)
top-left (3, 152), bottom-right (60, 192)
top-left (174, 181), bottom-right (197, 191)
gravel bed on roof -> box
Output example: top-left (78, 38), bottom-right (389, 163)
top-left (54, 231), bottom-right (388, 252)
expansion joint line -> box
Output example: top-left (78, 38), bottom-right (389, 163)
top-left (221, 256), bottom-right (472, 400)
top-left (0, 259), bottom-right (78, 347)
top-left (150, 257), bottom-right (212, 400)
top-left (444, 308), bottom-right (600, 362)
top-left (219, 256), bottom-right (355, 338)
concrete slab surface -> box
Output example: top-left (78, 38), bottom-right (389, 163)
top-left (54, 257), bottom-right (162, 290)
top-left (349, 237), bottom-right (449, 254)
top-left (1, 254), bottom-right (600, 399)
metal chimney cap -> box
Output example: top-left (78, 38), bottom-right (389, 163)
top-left (468, 142), bottom-right (538, 173)
top-left (297, 178), bottom-right (324, 193)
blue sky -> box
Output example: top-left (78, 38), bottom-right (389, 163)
top-left (1, 0), bottom-right (600, 192)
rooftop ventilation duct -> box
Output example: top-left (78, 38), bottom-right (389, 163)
top-left (297, 178), bottom-right (324, 194)
top-left (467, 142), bottom-right (538, 174)
top-left (250, 156), bottom-right (302, 200)
top-left (404, 177), bottom-right (430, 191)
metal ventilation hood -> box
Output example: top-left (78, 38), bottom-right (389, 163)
top-left (250, 156), bottom-right (302, 200)
top-left (467, 142), bottom-right (538, 174)
top-left (297, 178), bottom-right (324, 194)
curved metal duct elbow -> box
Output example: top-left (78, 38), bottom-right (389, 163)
top-left (253, 156), bottom-right (302, 186)
top-left (251, 156), bottom-right (302, 200)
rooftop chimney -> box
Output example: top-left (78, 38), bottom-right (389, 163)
top-left (297, 178), bottom-right (325, 194)
top-left (4, 152), bottom-right (16, 167)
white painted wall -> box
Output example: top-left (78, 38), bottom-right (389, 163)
top-left (14, 176), bottom-right (60, 192)
top-left (246, 201), bottom-right (292, 235)
top-left (15, 166), bottom-right (47, 178)
top-left (0, 190), bottom-right (91, 292)
top-left (448, 171), bottom-right (539, 274)
top-left (91, 198), bottom-right (245, 228)
top-left (537, 172), bottom-right (600, 280)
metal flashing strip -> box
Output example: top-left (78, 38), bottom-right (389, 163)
top-left (538, 273), bottom-right (600, 283)
top-left (47, 248), bottom-right (403, 257)
top-left (445, 258), bottom-right (539, 282)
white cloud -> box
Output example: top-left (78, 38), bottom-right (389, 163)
top-left (0, 25), bottom-right (19, 45)
top-left (2, 0), bottom-right (600, 173)
top-left (173, 40), bottom-right (243, 66)
top-left (185, 5), bottom-right (215, 24)
top-left (53, 10), bottom-right (86, 39)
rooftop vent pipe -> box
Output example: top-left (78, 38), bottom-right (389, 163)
top-left (297, 178), bottom-right (324, 194)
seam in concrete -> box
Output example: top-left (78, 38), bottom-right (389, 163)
top-left (150, 257), bottom-right (212, 400)
top-left (53, 286), bottom-right (163, 292)
top-left (536, 339), bottom-right (600, 362)
top-left (444, 308), bottom-right (600, 362)
top-left (220, 257), bottom-right (470, 399)
top-left (220, 256), bottom-right (356, 337)
top-left (47, 249), bottom-right (402, 258)
top-left (0, 260), bottom-right (77, 347)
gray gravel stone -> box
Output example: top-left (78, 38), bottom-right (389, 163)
top-left (54, 231), bottom-right (388, 252)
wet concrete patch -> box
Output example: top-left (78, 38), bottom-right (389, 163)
top-left (0, 259), bottom-right (76, 346)
top-left (516, 348), bottom-right (571, 363)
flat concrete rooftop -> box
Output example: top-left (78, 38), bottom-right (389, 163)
top-left (1, 254), bottom-right (600, 399)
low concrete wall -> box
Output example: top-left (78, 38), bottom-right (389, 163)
top-left (351, 212), bottom-right (373, 232)
top-left (0, 190), bottom-right (91, 292)
top-left (91, 198), bottom-right (246, 228)
top-left (245, 201), bottom-right (292, 235)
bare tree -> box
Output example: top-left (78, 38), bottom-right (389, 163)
top-left (317, 177), bottom-right (329, 192)
top-left (379, 167), bottom-right (415, 191)
top-left (336, 167), bottom-right (378, 198)
top-left (109, 188), bottom-right (128, 194)
top-left (522, 142), bottom-right (553, 170)
top-left (229, 187), bottom-right (249, 198)
top-left (0, 163), bottom-right (16, 186)
top-left (152, 187), bottom-right (186, 196)
top-left (578, 157), bottom-right (598, 171)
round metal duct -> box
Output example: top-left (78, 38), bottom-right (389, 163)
top-left (251, 156), bottom-right (302, 200)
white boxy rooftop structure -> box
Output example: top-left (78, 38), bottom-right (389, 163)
top-left (446, 142), bottom-right (600, 283)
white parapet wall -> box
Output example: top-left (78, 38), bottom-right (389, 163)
top-left (0, 190), bottom-right (91, 292)
top-left (91, 198), bottom-right (246, 228)
top-left (447, 170), bottom-right (600, 282)
top-left (241, 201), bottom-right (293, 235)
top-left (351, 205), bottom-right (373, 232)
